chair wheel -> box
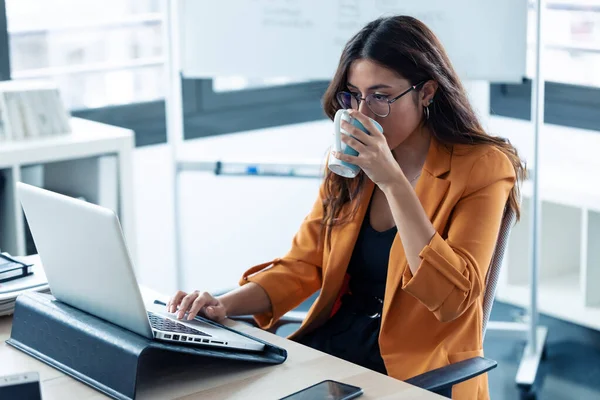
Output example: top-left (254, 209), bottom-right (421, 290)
top-left (519, 390), bottom-right (537, 400)
top-left (518, 385), bottom-right (537, 400)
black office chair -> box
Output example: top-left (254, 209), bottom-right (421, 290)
top-left (230, 206), bottom-right (515, 398)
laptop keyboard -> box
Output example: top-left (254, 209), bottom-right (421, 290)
top-left (147, 312), bottom-right (211, 337)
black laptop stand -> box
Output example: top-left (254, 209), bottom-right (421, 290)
top-left (7, 292), bottom-right (287, 400)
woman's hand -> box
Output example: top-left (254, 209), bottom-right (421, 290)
top-left (334, 110), bottom-right (403, 187)
top-left (167, 290), bottom-right (227, 322)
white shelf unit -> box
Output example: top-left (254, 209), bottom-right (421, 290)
top-left (494, 118), bottom-right (600, 332)
top-left (0, 117), bottom-right (137, 263)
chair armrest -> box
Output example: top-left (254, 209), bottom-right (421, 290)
top-left (230, 311), bottom-right (307, 333)
top-left (404, 356), bottom-right (497, 398)
top-left (232, 312), bottom-right (495, 398)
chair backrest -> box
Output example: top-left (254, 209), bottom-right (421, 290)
top-left (481, 204), bottom-right (516, 339)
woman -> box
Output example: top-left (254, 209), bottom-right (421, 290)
top-left (167, 15), bottom-right (524, 399)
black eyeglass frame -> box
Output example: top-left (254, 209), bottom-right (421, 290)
top-left (336, 80), bottom-right (428, 118)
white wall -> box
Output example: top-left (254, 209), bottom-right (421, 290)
top-left (463, 81), bottom-right (491, 130)
top-left (133, 120), bottom-right (331, 294)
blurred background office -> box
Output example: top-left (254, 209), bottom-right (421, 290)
top-left (1, 1), bottom-right (599, 399)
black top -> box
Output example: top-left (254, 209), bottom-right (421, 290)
top-left (347, 211), bottom-right (396, 300)
top-left (295, 205), bottom-right (397, 374)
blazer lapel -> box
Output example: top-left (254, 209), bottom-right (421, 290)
top-left (383, 139), bottom-right (452, 317)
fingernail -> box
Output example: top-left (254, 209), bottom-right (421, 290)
top-left (207, 306), bottom-right (214, 314)
top-left (187, 314), bottom-right (193, 320)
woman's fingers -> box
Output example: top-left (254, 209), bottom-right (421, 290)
top-left (348, 110), bottom-right (383, 137)
top-left (341, 120), bottom-right (371, 145)
top-left (187, 292), bottom-right (216, 320)
top-left (340, 131), bottom-right (367, 154)
top-left (205, 303), bottom-right (227, 322)
top-left (168, 290), bottom-right (226, 322)
top-left (167, 290), bottom-right (187, 313)
top-left (333, 150), bottom-right (360, 165)
top-left (176, 291), bottom-right (199, 319)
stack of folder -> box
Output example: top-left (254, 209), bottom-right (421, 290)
top-left (1, 253), bottom-right (34, 282)
top-left (0, 254), bottom-right (50, 316)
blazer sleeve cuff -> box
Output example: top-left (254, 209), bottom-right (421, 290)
top-left (238, 259), bottom-right (302, 330)
top-left (402, 233), bottom-right (471, 311)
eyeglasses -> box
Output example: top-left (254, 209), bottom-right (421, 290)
top-left (336, 81), bottom-right (427, 118)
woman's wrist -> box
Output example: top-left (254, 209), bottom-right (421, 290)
top-left (216, 292), bottom-right (233, 316)
top-left (216, 282), bottom-right (272, 317)
top-left (378, 168), bottom-right (412, 197)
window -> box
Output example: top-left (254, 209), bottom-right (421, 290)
top-left (6, 0), bottom-right (164, 110)
top-left (183, 77), bottom-right (329, 139)
top-left (0, 1), bottom-right (329, 146)
top-left (526, 0), bottom-right (600, 87)
top-left (491, 1), bottom-right (600, 130)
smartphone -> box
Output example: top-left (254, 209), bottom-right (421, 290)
top-left (279, 379), bottom-right (363, 400)
top-left (0, 372), bottom-right (43, 400)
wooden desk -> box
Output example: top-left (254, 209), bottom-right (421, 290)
top-left (0, 315), bottom-right (442, 399)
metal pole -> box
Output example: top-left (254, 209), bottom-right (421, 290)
top-left (515, 2), bottom-right (548, 390)
top-left (529, 0), bottom-right (545, 355)
top-left (164, 0), bottom-right (185, 291)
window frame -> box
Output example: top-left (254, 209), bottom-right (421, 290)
top-left (491, 1), bottom-right (600, 131)
top-left (0, 0), bottom-right (10, 81)
top-left (181, 78), bottom-right (330, 139)
top-left (1, 1), bottom-right (330, 146)
top-left (490, 80), bottom-right (600, 132)
top-left (198, 79), bottom-right (329, 111)
top-left (73, 78), bottom-right (330, 146)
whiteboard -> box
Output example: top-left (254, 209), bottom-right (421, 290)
top-left (179, 0), bottom-right (527, 82)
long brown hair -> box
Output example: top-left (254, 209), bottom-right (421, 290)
top-left (320, 16), bottom-right (525, 244)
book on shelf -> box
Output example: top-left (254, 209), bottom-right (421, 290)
top-left (0, 79), bottom-right (71, 142)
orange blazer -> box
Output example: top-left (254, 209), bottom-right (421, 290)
top-left (239, 138), bottom-right (516, 400)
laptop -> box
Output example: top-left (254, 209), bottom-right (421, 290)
top-left (16, 182), bottom-right (264, 352)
